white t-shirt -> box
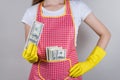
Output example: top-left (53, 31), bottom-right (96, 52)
top-left (21, 0), bottom-right (92, 46)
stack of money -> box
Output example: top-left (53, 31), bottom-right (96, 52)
top-left (24, 21), bottom-right (44, 49)
top-left (46, 46), bottom-right (66, 61)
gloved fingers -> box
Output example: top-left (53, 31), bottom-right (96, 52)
top-left (28, 46), bottom-right (38, 61)
top-left (34, 47), bottom-right (38, 57)
top-left (22, 43), bottom-right (38, 63)
top-left (34, 45), bottom-right (38, 59)
top-left (29, 54), bottom-right (38, 60)
top-left (25, 55), bottom-right (37, 63)
top-left (31, 44), bottom-right (36, 56)
top-left (69, 65), bottom-right (81, 77)
top-left (28, 59), bottom-right (36, 63)
top-left (71, 70), bottom-right (81, 78)
top-left (32, 45), bottom-right (38, 56)
top-left (70, 63), bottom-right (79, 72)
top-left (28, 55), bottom-right (38, 63)
top-left (24, 53), bottom-right (34, 60)
top-left (27, 42), bottom-right (34, 56)
top-left (25, 54), bottom-right (35, 60)
top-left (33, 55), bottom-right (38, 62)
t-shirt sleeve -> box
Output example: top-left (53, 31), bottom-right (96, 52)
top-left (21, 8), bottom-right (34, 27)
top-left (79, 0), bottom-right (92, 21)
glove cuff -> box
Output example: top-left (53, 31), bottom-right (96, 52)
top-left (92, 46), bottom-right (106, 58)
top-left (86, 46), bottom-right (106, 65)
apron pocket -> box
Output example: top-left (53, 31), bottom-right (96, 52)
top-left (38, 59), bottom-right (72, 80)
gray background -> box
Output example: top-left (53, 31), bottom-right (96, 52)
top-left (0, 0), bottom-right (119, 80)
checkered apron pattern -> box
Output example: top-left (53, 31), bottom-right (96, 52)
top-left (28, 0), bottom-right (82, 80)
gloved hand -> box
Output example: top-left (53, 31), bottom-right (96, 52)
top-left (22, 42), bottom-right (38, 63)
top-left (69, 46), bottom-right (106, 78)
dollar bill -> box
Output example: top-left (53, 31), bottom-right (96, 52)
top-left (24, 21), bottom-right (44, 49)
top-left (46, 46), bottom-right (58, 60)
top-left (57, 49), bottom-right (66, 60)
top-left (46, 46), bottom-right (66, 61)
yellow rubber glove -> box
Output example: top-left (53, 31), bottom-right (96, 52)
top-left (69, 46), bottom-right (106, 78)
top-left (22, 42), bottom-right (38, 63)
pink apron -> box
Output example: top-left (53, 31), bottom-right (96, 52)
top-left (29, 0), bottom-right (82, 80)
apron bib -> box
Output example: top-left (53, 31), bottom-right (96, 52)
top-left (29, 0), bottom-right (82, 80)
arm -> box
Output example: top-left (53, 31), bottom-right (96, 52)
top-left (24, 24), bottom-right (31, 42)
top-left (22, 24), bottom-right (38, 63)
top-left (84, 13), bottom-right (111, 49)
top-left (69, 13), bottom-right (111, 77)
